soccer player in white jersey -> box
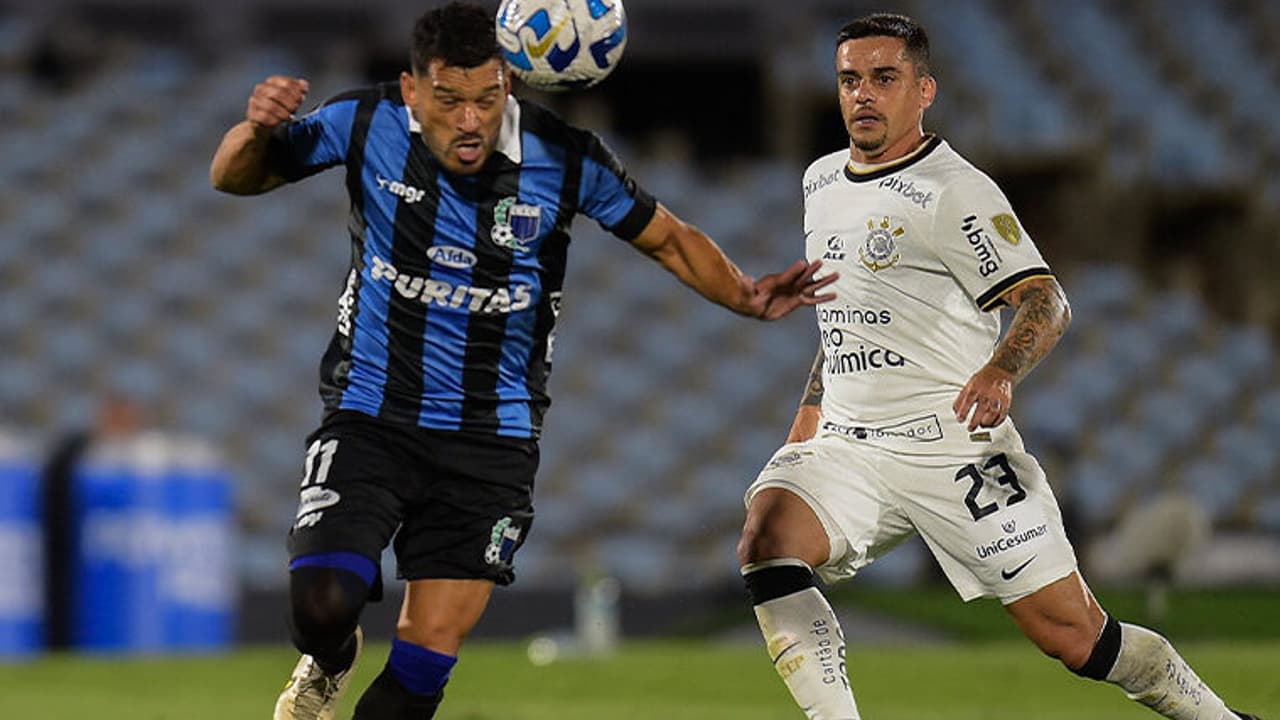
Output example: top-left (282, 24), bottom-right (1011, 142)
top-left (736, 13), bottom-right (1262, 720)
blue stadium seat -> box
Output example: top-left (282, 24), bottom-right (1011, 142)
top-left (1063, 264), bottom-right (1141, 323)
top-left (1253, 388), bottom-right (1280, 438)
top-left (1147, 290), bottom-right (1209, 346)
top-left (1171, 354), bottom-right (1240, 421)
top-left (591, 532), bottom-right (679, 590)
top-left (1216, 325), bottom-right (1274, 388)
top-left (1212, 424), bottom-right (1278, 486)
top-left (1179, 458), bottom-right (1247, 524)
top-left (1133, 389), bottom-right (1206, 450)
top-left (1256, 493), bottom-right (1280, 534)
top-left (1067, 457), bottom-right (1135, 530)
top-left (1094, 423), bottom-right (1167, 486)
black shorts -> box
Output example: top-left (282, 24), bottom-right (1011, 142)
top-left (286, 410), bottom-right (538, 588)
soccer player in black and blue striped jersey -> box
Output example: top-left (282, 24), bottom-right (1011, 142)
top-left (210, 3), bottom-right (835, 718)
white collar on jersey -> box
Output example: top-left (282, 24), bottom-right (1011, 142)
top-left (405, 95), bottom-right (523, 164)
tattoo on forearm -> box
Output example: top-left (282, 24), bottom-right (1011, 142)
top-left (990, 282), bottom-right (1069, 382)
top-left (800, 349), bottom-right (824, 407)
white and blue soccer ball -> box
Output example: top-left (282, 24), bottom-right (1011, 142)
top-left (495, 0), bottom-right (628, 91)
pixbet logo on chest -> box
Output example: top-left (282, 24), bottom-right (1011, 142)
top-left (877, 175), bottom-right (934, 209)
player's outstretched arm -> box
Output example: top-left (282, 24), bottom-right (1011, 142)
top-left (210, 75), bottom-right (310, 195)
top-left (953, 276), bottom-right (1071, 430)
top-left (630, 204), bottom-right (838, 320)
top-left (785, 347), bottom-right (825, 444)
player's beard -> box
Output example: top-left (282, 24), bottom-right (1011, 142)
top-left (851, 128), bottom-right (888, 154)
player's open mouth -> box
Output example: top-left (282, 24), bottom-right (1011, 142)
top-left (853, 111), bottom-right (882, 127)
top-left (455, 139), bottom-right (484, 163)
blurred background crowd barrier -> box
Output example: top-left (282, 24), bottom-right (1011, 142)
top-left (0, 428), bottom-right (235, 658)
top-left (1, 0), bottom-right (1278, 653)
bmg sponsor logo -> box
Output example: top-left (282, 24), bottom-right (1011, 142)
top-left (961, 214), bottom-right (1003, 278)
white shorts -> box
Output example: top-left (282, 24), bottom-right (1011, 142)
top-left (746, 428), bottom-right (1078, 604)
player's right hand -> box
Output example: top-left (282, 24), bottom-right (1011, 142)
top-left (246, 76), bottom-right (310, 132)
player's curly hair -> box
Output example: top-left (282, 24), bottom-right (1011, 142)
top-left (410, 1), bottom-right (501, 74)
top-left (836, 13), bottom-right (931, 78)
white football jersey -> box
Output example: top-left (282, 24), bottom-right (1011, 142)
top-left (803, 136), bottom-right (1052, 451)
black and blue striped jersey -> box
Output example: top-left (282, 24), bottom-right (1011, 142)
top-left (268, 83), bottom-right (656, 439)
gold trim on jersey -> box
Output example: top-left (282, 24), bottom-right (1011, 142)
top-left (843, 134), bottom-right (942, 183)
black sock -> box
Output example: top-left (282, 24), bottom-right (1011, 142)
top-left (352, 665), bottom-right (445, 720)
top-left (315, 632), bottom-right (358, 676)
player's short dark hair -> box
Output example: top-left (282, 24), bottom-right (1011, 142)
top-left (410, 1), bottom-right (501, 75)
top-left (836, 13), bottom-right (931, 78)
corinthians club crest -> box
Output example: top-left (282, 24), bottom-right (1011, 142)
top-left (860, 216), bottom-right (904, 272)
top-left (491, 197), bottom-right (541, 253)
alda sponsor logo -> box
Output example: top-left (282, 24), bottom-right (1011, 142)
top-left (427, 246), bottom-right (478, 269)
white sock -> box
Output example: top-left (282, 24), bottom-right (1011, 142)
top-left (1107, 623), bottom-right (1235, 720)
top-left (744, 560), bottom-right (860, 720)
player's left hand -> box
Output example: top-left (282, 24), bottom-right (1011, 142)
top-left (746, 260), bottom-right (838, 320)
top-left (954, 364), bottom-right (1014, 431)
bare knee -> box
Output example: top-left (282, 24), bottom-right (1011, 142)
top-left (737, 524), bottom-right (794, 566)
top-left (397, 616), bottom-right (469, 655)
top-left (737, 489), bottom-right (830, 568)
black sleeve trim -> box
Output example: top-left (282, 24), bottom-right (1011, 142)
top-left (264, 124), bottom-right (300, 180)
top-left (976, 267), bottom-right (1054, 310)
top-left (608, 187), bottom-right (657, 241)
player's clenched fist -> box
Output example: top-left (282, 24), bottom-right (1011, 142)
top-left (246, 76), bottom-right (310, 131)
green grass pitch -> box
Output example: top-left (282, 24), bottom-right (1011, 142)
top-left (2, 639), bottom-right (1277, 719)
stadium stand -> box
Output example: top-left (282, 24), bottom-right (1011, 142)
top-left (0, 0), bottom-right (1276, 601)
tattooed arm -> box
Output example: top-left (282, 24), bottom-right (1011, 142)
top-left (953, 276), bottom-right (1071, 431)
top-left (786, 347), bottom-right (826, 443)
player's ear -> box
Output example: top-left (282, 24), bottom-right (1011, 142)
top-left (400, 70), bottom-right (418, 106)
top-left (501, 61), bottom-right (513, 95)
top-left (919, 73), bottom-right (937, 110)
